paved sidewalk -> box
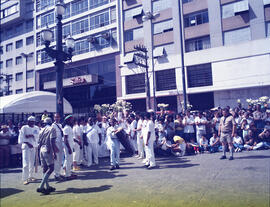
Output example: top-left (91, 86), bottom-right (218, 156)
top-left (1, 150), bottom-right (269, 207)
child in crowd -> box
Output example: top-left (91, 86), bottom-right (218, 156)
top-left (232, 132), bottom-right (244, 152)
top-left (199, 135), bottom-right (209, 153)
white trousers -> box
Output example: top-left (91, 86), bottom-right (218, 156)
top-left (86, 142), bottom-right (99, 166)
top-left (54, 141), bottom-right (63, 177)
top-left (144, 140), bottom-right (156, 167)
top-left (73, 142), bottom-right (81, 163)
top-left (137, 135), bottom-right (144, 158)
top-left (63, 145), bottom-right (73, 177)
top-left (22, 144), bottom-right (35, 181)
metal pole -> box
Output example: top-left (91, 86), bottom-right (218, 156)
top-left (179, 0), bottom-right (187, 111)
top-left (56, 13), bottom-right (64, 121)
top-left (145, 50), bottom-right (151, 111)
top-left (25, 56), bottom-right (28, 92)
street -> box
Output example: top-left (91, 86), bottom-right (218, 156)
top-left (1, 150), bottom-right (269, 207)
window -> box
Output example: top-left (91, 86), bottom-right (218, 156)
top-left (0, 62), bottom-right (3, 69)
top-left (266, 22), bottom-right (270, 37)
top-left (6, 59), bottom-right (13, 68)
top-left (90, 0), bottom-right (109, 9)
top-left (90, 10), bottom-right (110, 30)
top-left (63, 24), bottom-right (71, 38)
top-left (63, 3), bottom-right (71, 19)
top-left (6, 43), bottom-right (12, 52)
top-left (222, 1), bottom-right (249, 18)
top-left (1, 4), bottom-right (19, 18)
top-left (223, 27), bottom-right (251, 45)
top-left (16, 89), bottom-right (23, 94)
top-left (16, 72), bottom-right (23, 81)
top-left (6, 27), bottom-right (13, 38)
top-left (15, 23), bottom-right (23, 35)
top-left (40, 11), bottom-right (54, 28)
top-left (36, 49), bottom-right (54, 65)
top-left (27, 53), bottom-right (34, 62)
top-left (16, 40), bottom-right (23, 49)
top-left (26, 19), bottom-right (34, 32)
top-left (110, 7), bottom-right (116, 23)
top-left (27, 87), bottom-right (34, 92)
top-left (156, 69), bottom-right (176, 91)
top-left (40, 0), bottom-right (55, 11)
top-left (126, 73), bottom-right (145, 94)
top-left (72, 18), bottom-right (89, 36)
top-left (124, 6), bottom-right (143, 22)
top-left (0, 46), bottom-right (3, 55)
top-left (26, 2), bottom-right (34, 13)
top-left (71, 0), bottom-right (88, 16)
top-left (92, 35), bottom-right (110, 50)
top-left (222, 2), bottom-right (235, 19)
top-left (153, 0), bottom-right (172, 13)
top-left (124, 27), bottom-right (143, 42)
top-left (184, 10), bottom-right (209, 28)
top-left (16, 56), bottom-right (22, 65)
top-left (185, 36), bottom-right (211, 52)
top-left (27, 70), bottom-right (34, 79)
top-left (153, 19), bottom-right (173, 34)
top-left (187, 63), bottom-right (213, 88)
top-left (26, 36), bottom-right (34, 45)
top-left (74, 39), bottom-right (89, 55)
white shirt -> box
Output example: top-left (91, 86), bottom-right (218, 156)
top-left (136, 119), bottom-right (143, 137)
top-left (145, 120), bottom-right (156, 143)
top-left (18, 125), bottom-right (40, 147)
top-left (195, 116), bottom-right (207, 131)
top-left (233, 136), bottom-right (243, 145)
top-left (63, 125), bottom-right (74, 148)
top-left (52, 122), bottom-right (63, 143)
top-left (210, 136), bottom-right (219, 146)
top-left (200, 138), bottom-right (208, 146)
top-left (106, 126), bottom-right (118, 140)
top-left (142, 120), bottom-right (148, 139)
top-left (183, 115), bottom-right (195, 133)
top-left (130, 120), bottom-right (137, 138)
top-left (73, 124), bottom-right (82, 141)
top-left (86, 125), bottom-right (99, 144)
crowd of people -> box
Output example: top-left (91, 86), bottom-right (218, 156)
top-left (0, 104), bottom-right (270, 195)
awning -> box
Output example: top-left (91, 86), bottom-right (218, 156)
top-left (123, 53), bottom-right (134, 64)
top-left (153, 47), bottom-right (166, 58)
top-left (0, 91), bottom-right (73, 114)
top-left (234, 0), bottom-right (249, 15)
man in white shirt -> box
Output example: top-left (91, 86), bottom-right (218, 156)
top-left (135, 113), bottom-right (144, 159)
top-left (51, 113), bottom-right (64, 181)
top-left (183, 110), bottom-right (195, 142)
top-left (63, 115), bottom-right (76, 180)
top-left (129, 114), bottom-right (137, 153)
top-left (18, 116), bottom-right (40, 185)
top-left (73, 119), bottom-right (82, 171)
top-left (195, 112), bottom-right (207, 144)
top-left (86, 117), bottom-right (100, 167)
top-left (144, 112), bottom-right (156, 169)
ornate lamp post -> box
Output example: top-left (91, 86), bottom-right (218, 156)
top-left (42, 2), bottom-right (75, 120)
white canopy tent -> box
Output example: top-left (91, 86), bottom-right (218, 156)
top-left (0, 91), bottom-right (73, 114)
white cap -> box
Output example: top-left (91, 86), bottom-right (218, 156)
top-left (27, 116), bottom-right (36, 122)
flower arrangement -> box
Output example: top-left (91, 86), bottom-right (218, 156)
top-left (246, 96), bottom-right (269, 106)
top-left (157, 103), bottom-right (169, 110)
top-left (92, 100), bottom-right (133, 116)
top-left (181, 101), bottom-right (193, 110)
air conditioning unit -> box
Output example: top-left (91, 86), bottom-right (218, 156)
top-left (102, 32), bottom-right (110, 40)
top-left (87, 36), bottom-right (96, 44)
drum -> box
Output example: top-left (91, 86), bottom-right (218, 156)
top-left (115, 128), bottom-right (135, 155)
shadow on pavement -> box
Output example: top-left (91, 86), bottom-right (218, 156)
top-left (0, 188), bottom-right (24, 199)
top-left (236, 155), bottom-right (270, 160)
top-left (76, 170), bottom-right (127, 181)
top-left (0, 168), bottom-right (22, 174)
top-left (52, 185), bottom-right (112, 195)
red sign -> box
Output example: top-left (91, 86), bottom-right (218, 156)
top-left (70, 77), bottom-right (86, 85)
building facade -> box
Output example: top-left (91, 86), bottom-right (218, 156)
top-left (119, 0), bottom-right (270, 111)
top-left (34, 0), bottom-right (121, 114)
top-left (0, 0), bottom-right (35, 95)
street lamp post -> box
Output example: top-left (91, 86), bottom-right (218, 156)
top-left (21, 52), bottom-right (33, 92)
top-left (42, 2), bottom-right (75, 121)
top-left (0, 73), bottom-right (12, 95)
top-left (134, 45), bottom-right (151, 111)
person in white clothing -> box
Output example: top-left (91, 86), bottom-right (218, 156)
top-left (18, 116), bottom-right (40, 185)
top-left (51, 113), bottom-right (64, 181)
top-left (98, 116), bottom-right (110, 158)
top-left (183, 110), bottom-right (195, 142)
top-left (135, 113), bottom-right (144, 159)
top-left (129, 114), bottom-right (137, 153)
top-left (73, 119), bottom-right (82, 171)
top-left (195, 112), bottom-right (207, 144)
top-left (63, 115), bottom-right (76, 180)
top-left (144, 112), bottom-right (156, 169)
top-left (86, 117), bottom-right (100, 167)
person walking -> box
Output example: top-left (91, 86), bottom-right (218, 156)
top-left (37, 118), bottom-right (58, 195)
top-left (218, 108), bottom-right (236, 160)
top-left (18, 116), bottom-right (40, 185)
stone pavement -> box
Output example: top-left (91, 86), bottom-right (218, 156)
top-left (0, 150), bottom-right (269, 207)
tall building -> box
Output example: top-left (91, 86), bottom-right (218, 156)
top-left (0, 0), bottom-right (35, 95)
top-left (119, 0), bottom-right (270, 111)
top-left (34, 0), bottom-right (121, 114)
